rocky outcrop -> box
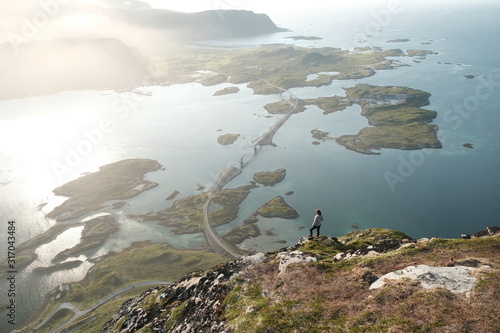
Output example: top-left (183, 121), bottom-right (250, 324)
top-left (101, 253), bottom-right (269, 333)
top-left (101, 227), bottom-right (499, 333)
top-left (369, 264), bottom-right (491, 294)
top-left (276, 250), bottom-right (317, 275)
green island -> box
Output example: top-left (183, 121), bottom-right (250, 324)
top-left (217, 133), bottom-right (240, 145)
top-left (47, 159), bottom-right (162, 221)
top-left (160, 44), bottom-right (409, 93)
top-left (337, 84), bottom-right (441, 154)
top-left (257, 196), bottom-right (299, 219)
top-left (52, 215), bottom-right (119, 262)
top-left (223, 223), bottom-right (261, 246)
top-left (311, 129), bottom-right (334, 142)
top-left (263, 99), bottom-right (306, 114)
top-left (213, 86), bottom-right (240, 96)
top-left (298, 84), bottom-right (441, 154)
top-left (253, 168), bottom-right (287, 186)
top-left (406, 49), bottom-right (437, 57)
top-left (387, 38), bottom-right (410, 43)
top-left (135, 184), bottom-right (256, 234)
top-left (166, 190), bottom-right (180, 200)
top-left (224, 193), bottom-right (300, 245)
top-left (151, 44), bottom-right (441, 154)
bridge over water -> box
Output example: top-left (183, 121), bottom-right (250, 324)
top-left (202, 79), bottom-right (300, 259)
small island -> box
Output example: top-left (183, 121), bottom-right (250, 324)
top-left (166, 190), bottom-right (180, 200)
top-left (253, 169), bottom-right (286, 186)
top-left (332, 84), bottom-right (441, 154)
top-left (387, 38), bottom-right (410, 43)
top-left (311, 129), bottom-right (334, 142)
top-left (257, 196), bottom-right (299, 219)
top-left (213, 86), bottom-right (240, 96)
top-left (264, 100), bottom-right (305, 114)
top-left (286, 35), bottom-right (323, 41)
top-left (217, 133), bottom-right (240, 145)
top-left (135, 185), bottom-right (256, 234)
top-left (406, 49), bottom-right (436, 57)
top-left (223, 223), bottom-right (260, 245)
top-left (47, 159), bottom-right (162, 221)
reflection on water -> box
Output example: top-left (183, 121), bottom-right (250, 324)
top-left (1, 4), bottom-right (500, 330)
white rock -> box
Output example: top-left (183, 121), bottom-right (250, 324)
top-left (240, 252), bottom-right (268, 264)
top-left (276, 250), bottom-right (317, 275)
top-left (369, 265), bottom-right (478, 293)
top-left (417, 238), bottom-right (430, 244)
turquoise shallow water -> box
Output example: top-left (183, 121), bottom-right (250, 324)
top-left (1, 2), bottom-right (499, 329)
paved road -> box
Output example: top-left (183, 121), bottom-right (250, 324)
top-left (201, 77), bottom-right (299, 259)
top-left (34, 280), bottom-right (171, 333)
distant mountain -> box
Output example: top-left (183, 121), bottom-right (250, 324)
top-left (0, 38), bottom-right (150, 100)
top-left (109, 9), bottom-right (286, 41)
top-left (0, 8), bottom-right (285, 99)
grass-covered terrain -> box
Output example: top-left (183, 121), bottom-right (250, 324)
top-left (22, 242), bottom-right (226, 333)
top-left (222, 231), bottom-right (500, 333)
top-left (156, 45), bottom-right (440, 155)
top-left (137, 185), bottom-right (256, 233)
top-left (34, 308), bottom-right (74, 332)
top-left (304, 96), bottom-right (353, 114)
top-left (47, 159), bottom-right (162, 221)
top-left (253, 168), bottom-right (286, 186)
top-left (64, 243), bottom-right (224, 309)
top-left (319, 84), bottom-right (442, 154)
top-left (159, 45), bottom-right (407, 94)
top-left (213, 86), bottom-right (240, 96)
top-left (94, 228), bottom-right (499, 333)
top-left (59, 287), bottom-right (153, 333)
top-left (257, 196), bottom-right (299, 219)
top-left (223, 223), bottom-right (261, 245)
top-left (217, 133), bottom-right (240, 145)
top-left (263, 99), bottom-right (305, 114)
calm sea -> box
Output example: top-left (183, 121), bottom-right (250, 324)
top-left (1, 2), bottom-right (499, 330)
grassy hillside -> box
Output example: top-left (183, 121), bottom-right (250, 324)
top-left (97, 228), bottom-right (500, 333)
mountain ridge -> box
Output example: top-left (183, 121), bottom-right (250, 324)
top-left (98, 227), bottom-right (500, 333)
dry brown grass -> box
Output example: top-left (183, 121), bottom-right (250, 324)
top-left (228, 236), bottom-right (500, 332)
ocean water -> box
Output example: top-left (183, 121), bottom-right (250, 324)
top-left (1, 2), bottom-right (500, 330)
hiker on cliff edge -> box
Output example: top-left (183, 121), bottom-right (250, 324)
top-left (310, 209), bottom-right (323, 237)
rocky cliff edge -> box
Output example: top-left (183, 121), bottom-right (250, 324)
top-left (101, 227), bottom-right (500, 333)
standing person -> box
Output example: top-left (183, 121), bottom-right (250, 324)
top-left (310, 209), bottom-right (323, 237)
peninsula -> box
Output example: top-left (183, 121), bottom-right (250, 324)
top-left (47, 159), bottom-right (162, 221)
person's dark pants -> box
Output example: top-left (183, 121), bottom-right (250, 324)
top-left (310, 225), bottom-right (320, 237)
